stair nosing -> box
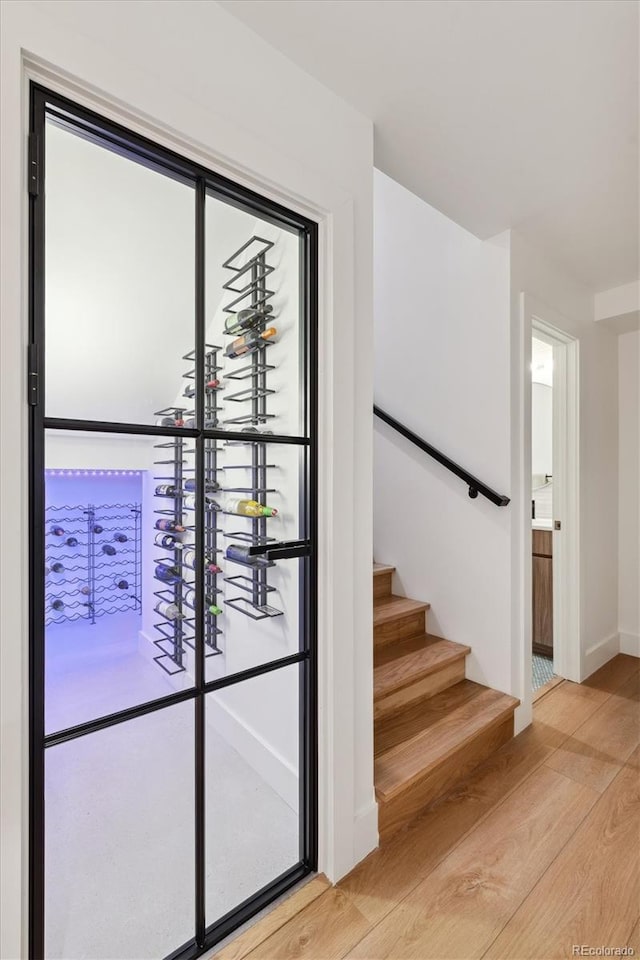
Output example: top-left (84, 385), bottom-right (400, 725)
top-left (373, 595), bottom-right (430, 626)
top-left (374, 635), bottom-right (471, 701)
top-left (375, 687), bottom-right (520, 801)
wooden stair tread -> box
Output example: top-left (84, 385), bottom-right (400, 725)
top-left (375, 683), bottom-right (520, 800)
top-left (374, 634), bottom-right (470, 701)
top-left (373, 595), bottom-right (430, 626)
top-left (373, 563), bottom-right (395, 576)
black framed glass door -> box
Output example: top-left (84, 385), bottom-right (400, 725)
top-left (29, 84), bottom-right (317, 960)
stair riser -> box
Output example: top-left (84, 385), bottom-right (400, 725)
top-left (378, 715), bottom-right (514, 841)
top-left (374, 611), bottom-right (426, 647)
top-left (374, 658), bottom-right (466, 723)
top-left (373, 571), bottom-right (393, 600)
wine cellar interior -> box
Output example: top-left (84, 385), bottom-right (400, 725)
top-left (40, 107), bottom-right (311, 960)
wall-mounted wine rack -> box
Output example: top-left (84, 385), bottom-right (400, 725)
top-left (45, 502), bottom-right (141, 626)
top-left (221, 236), bottom-right (283, 621)
top-left (151, 346), bottom-right (224, 675)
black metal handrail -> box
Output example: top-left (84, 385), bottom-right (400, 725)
top-left (373, 405), bottom-right (510, 507)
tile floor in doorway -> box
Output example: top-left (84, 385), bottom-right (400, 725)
top-left (532, 652), bottom-right (555, 691)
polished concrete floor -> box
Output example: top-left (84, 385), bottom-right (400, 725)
top-left (44, 615), bottom-right (298, 960)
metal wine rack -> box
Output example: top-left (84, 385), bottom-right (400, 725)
top-left (45, 502), bottom-right (141, 626)
top-left (152, 348), bottom-right (224, 675)
top-left (220, 236), bottom-right (283, 621)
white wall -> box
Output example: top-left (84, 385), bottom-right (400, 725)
top-left (373, 170), bottom-right (513, 695)
top-left (532, 382), bottom-right (552, 479)
top-left (618, 330), bottom-right (640, 655)
top-left (511, 232), bottom-right (620, 682)
top-left (0, 2), bottom-right (374, 955)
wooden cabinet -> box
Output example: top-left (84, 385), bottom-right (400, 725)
top-left (532, 530), bottom-right (553, 656)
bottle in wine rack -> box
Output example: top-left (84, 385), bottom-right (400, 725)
top-left (183, 478), bottom-right (219, 493)
top-left (44, 564), bottom-right (51, 577)
top-left (51, 598), bottom-right (65, 612)
top-left (227, 498), bottom-right (278, 518)
top-left (102, 544), bottom-right (117, 556)
top-left (113, 578), bottom-right (129, 590)
top-left (224, 305), bottom-right (273, 336)
top-left (184, 494), bottom-right (220, 512)
top-left (154, 532), bottom-right (183, 549)
top-left (113, 533), bottom-right (128, 543)
top-left (183, 588), bottom-right (221, 614)
top-left (93, 524), bottom-right (104, 534)
top-left (155, 562), bottom-right (181, 584)
top-left (224, 327), bottom-right (276, 359)
top-left (80, 585), bottom-right (91, 596)
top-left (225, 544), bottom-right (271, 567)
top-left (51, 561), bottom-right (65, 574)
top-left (183, 418), bottom-right (218, 429)
top-left (50, 525), bottom-right (65, 537)
top-left (154, 600), bottom-right (184, 621)
top-left (155, 519), bottom-right (186, 533)
top-left (183, 380), bottom-right (220, 399)
top-left (155, 484), bottom-right (179, 498)
top-left (157, 415), bottom-right (184, 427)
top-left (66, 536), bottom-right (78, 548)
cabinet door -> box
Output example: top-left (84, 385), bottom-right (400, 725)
top-left (532, 555), bottom-right (553, 654)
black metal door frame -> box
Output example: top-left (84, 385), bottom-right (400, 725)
top-left (28, 83), bottom-right (318, 960)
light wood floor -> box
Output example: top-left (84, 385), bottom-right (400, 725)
top-left (213, 654), bottom-right (640, 960)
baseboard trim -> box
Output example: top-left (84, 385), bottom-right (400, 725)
top-left (352, 798), bottom-right (379, 867)
top-left (619, 631), bottom-right (640, 658)
top-left (582, 633), bottom-right (620, 680)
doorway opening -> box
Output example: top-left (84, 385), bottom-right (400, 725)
top-left (528, 308), bottom-right (580, 696)
top-left (29, 85), bottom-right (318, 960)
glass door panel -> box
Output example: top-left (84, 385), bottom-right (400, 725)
top-left (45, 703), bottom-right (195, 959)
top-left (44, 114), bottom-right (195, 427)
top-left (205, 664), bottom-right (301, 927)
top-left (44, 430), bottom-right (196, 736)
top-left (204, 193), bottom-right (306, 439)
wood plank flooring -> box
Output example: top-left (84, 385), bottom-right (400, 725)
top-left (211, 654), bottom-right (640, 960)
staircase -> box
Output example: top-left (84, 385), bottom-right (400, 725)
top-left (373, 563), bottom-right (519, 839)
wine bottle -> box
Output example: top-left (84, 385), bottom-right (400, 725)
top-left (225, 544), bottom-right (271, 567)
top-left (224, 305), bottom-right (273, 336)
top-left (93, 524), bottom-right (104, 534)
top-left (113, 533), bottom-right (128, 543)
top-left (154, 600), bottom-right (184, 621)
top-left (155, 562), bottom-right (181, 583)
top-left (183, 478), bottom-right (219, 493)
top-left (51, 561), bottom-right (64, 574)
top-left (44, 564), bottom-right (51, 577)
top-left (183, 417), bottom-right (218, 429)
top-left (154, 532), bottom-right (183, 549)
top-left (102, 544), bottom-right (117, 556)
top-left (155, 484), bottom-right (178, 497)
top-left (51, 598), bottom-right (65, 612)
top-left (156, 415), bottom-right (184, 427)
top-left (225, 327), bottom-right (276, 360)
top-left (227, 498), bottom-right (278, 518)
top-left (66, 536), bottom-right (78, 548)
top-left (181, 548), bottom-right (197, 569)
top-left (183, 380), bottom-right (220, 399)
top-left (184, 494), bottom-right (220, 512)
top-left (155, 519), bottom-right (185, 533)
top-left (50, 525), bottom-right (65, 537)
top-left (241, 427), bottom-right (274, 435)
top-left (183, 588), bottom-right (221, 615)
top-left (80, 585), bottom-right (91, 596)
top-left (113, 579), bottom-right (129, 590)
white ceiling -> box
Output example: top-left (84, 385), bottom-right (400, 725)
top-left (220, 0), bottom-right (639, 292)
